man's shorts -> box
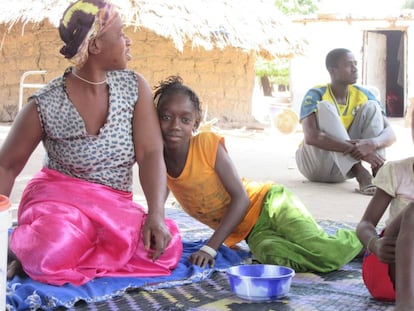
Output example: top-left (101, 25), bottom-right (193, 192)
top-left (362, 252), bottom-right (395, 301)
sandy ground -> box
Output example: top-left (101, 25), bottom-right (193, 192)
top-left (221, 117), bottom-right (413, 224)
top-left (229, 120), bottom-right (412, 223)
top-left (1, 117), bottom-right (412, 224)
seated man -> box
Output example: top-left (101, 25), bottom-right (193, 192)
top-left (295, 48), bottom-right (396, 195)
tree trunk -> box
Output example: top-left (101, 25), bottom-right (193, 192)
top-left (260, 76), bottom-right (273, 96)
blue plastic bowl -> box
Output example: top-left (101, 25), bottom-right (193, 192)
top-left (226, 264), bottom-right (295, 302)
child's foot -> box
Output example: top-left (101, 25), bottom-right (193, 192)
top-left (7, 249), bottom-right (27, 279)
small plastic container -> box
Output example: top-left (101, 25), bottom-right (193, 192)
top-left (0, 195), bottom-right (11, 311)
top-left (227, 264), bottom-right (295, 302)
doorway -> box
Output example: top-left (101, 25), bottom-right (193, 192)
top-left (362, 30), bottom-right (405, 117)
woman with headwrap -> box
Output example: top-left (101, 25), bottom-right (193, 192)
top-left (2, 0), bottom-right (182, 286)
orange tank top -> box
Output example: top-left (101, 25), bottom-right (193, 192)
top-left (167, 132), bottom-right (271, 247)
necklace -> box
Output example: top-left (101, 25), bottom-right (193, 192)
top-left (328, 84), bottom-right (349, 116)
top-left (72, 70), bottom-right (107, 85)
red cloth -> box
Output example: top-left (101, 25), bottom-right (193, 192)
top-left (10, 167), bottom-right (182, 286)
top-left (362, 252), bottom-right (395, 301)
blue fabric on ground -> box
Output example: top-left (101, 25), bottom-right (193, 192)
top-left (6, 240), bottom-right (250, 311)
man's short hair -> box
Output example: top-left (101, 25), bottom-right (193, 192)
top-left (325, 48), bottom-right (352, 70)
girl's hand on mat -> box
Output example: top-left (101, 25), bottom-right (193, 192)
top-left (375, 236), bottom-right (396, 263)
top-left (189, 251), bottom-right (215, 268)
top-left (143, 215), bottom-right (172, 261)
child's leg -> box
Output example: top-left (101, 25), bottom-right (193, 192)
top-left (393, 204), bottom-right (414, 310)
top-left (247, 184), bottom-right (362, 273)
top-left (377, 203), bottom-right (414, 308)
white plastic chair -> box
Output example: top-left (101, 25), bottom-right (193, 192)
top-left (18, 70), bottom-right (47, 111)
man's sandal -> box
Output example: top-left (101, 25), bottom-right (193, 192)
top-left (355, 184), bottom-right (376, 196)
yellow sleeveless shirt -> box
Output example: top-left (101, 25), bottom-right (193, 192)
top-left (167, 132), bottom-right (271, 247)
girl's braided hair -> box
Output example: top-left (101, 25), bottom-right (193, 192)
top-left (153, 75), bottom-right (202, 122)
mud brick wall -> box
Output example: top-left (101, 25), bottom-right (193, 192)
top-left (0, 21), bottom-right (255, 123)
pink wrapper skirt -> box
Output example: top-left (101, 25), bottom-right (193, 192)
top-left (10, 167), bottom-right (182, 286)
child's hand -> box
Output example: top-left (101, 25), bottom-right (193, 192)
top-left (189, 250), bottom-right (215, 268)
top-left (375, 236), bottom-right (396, 263)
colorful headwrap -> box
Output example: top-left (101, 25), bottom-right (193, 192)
top-left (59, 0), bottom-right (117, 68)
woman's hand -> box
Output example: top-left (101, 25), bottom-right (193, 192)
top-left (143, 214), bottom-right (172, 261)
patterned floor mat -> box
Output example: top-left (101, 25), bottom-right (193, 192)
top-left (65, 260), bottom-right (393, 311)
top-left (61, 207), bottom-right (394, 311)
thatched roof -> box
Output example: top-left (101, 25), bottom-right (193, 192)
top-left (295, 12), bottom-right (414, 25)
top-left (0, 0), bottom-right (306, 58)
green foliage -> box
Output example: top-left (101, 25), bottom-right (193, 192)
top-left (402, 0), bottom-right (414, 9)
top-left (274, 0), bottom-right (321, 15)
top-left (254, 0), bottom-right (321, 93)
top-left (255, 57), bottom-right (290, 86)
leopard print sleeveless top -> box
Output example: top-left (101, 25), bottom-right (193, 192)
top-left (31, 68), bottom-right (138, 192)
